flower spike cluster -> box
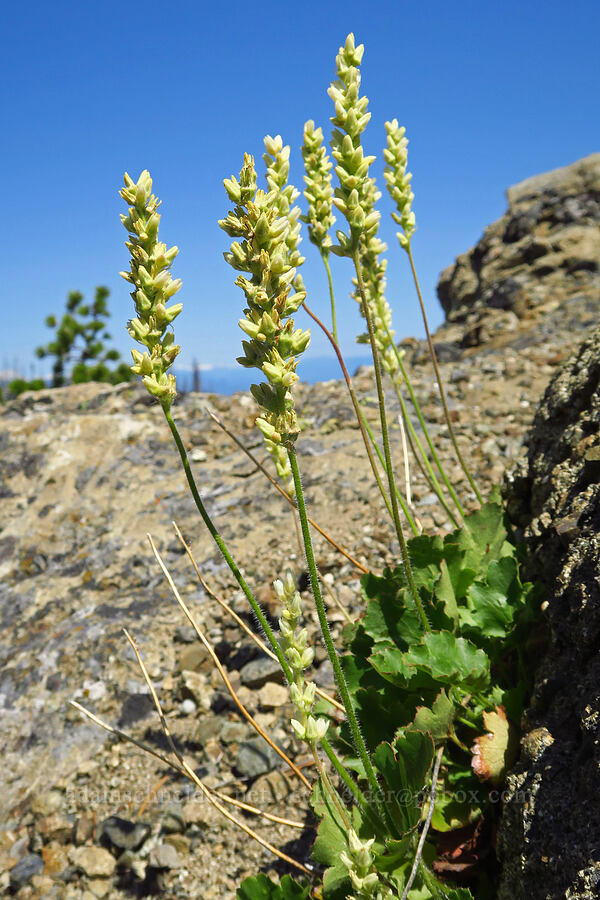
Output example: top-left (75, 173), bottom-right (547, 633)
top-left (327, 36), bottom-right (398, 375)
top-left (119, 171), bottom-right (183, 408)
top-left (328, 34), bottom-right (379, 255)
top-left (384, 119), bottom-right (416, 249)
top-left (219, 152), bottom-right (310, 442)
top-left (301, 121), bottom-right (336, 253)
top-left (275, 571), bottom-right (328, 747)
top-left (263, 135), bottom-right (304, 273)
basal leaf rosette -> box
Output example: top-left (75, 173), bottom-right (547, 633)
top-left (219, 152), bottom-right (310, 443)
top-left (119, 170), bottom-right (182, 408)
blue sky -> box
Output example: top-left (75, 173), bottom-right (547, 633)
top-left (3, 0), bottom-right (599, 381)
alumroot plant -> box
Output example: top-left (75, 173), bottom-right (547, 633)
top-left (72, 31), bottom-right (538, 900)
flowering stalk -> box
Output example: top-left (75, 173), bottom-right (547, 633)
top-left (276, 568), bottom-right (350, 825)
top-left (286, 442), bottom-right (389, 824)
top-left (327, 35), bottom-right (427, 632)
top-left (120, 171), bottom-right (291, 682)
top-left (384, 119), bottom-right (483, 505)
top-left (301, 120), bottom-right (338, 341)
top-left (221, 148), bottom-right (387, 822)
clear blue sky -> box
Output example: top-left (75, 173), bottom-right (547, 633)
top-left (3, 0), bottom-right (599, 379)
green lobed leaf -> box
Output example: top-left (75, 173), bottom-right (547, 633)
top-left (447, 501), bottom-right (513, 576)
top-left (372, 733), bottom-right (435, 834)
top-left (236, 874), bottom-right (311, 900)
top-left (370, 631), bottom-right (490, 693)
top-left (409, 690), bottom-right (456, 742)
top-left (459, 556), bottom-right (520, 641)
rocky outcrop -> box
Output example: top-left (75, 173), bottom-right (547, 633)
top-left (499, 330), bottom-right (600, 899)
top-left (436, 154), bottom-right (600, 350)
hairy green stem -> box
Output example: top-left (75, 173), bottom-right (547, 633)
top-left (286, 443), bottom-right (388, 820)
top-left (313, 747), bottom-right (351, 828)
top-left (358, 403), bottom-right (419, 536)
top-left (320, 737), bottom-right (371, 815)
top-left (352, 251), bottom-right (429, 633)
top-left (302, 300), bottom-right (394, 522)
top-left (385, 326), bottom-right (464, 521)
top-left (321, 250), bottom-right (338, 345)
top-left (406, 244), bottom-right (483, 505)
top-left (161, 403), bottom-right (292, 681)
top-left (390, 378), bottom-right (460, 529)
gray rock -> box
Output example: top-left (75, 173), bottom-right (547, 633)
top-left (499, 328), bottom-right (600, 899)
top-left (99, 815), bottom-right (150, 852)
top-left (149, 842), bottom-right (181, 869)
top-left (161, 803), bottom-right (185, 834)
top-left (69, 845), bottom-right (116, 878)
top-left (238, 656), bottom-right (284, 689)
top-left (436, 153), bottom-right (600, 348)
top-left (9, 854), bottom-right (44, 888)
top-left (234, 737), bottom-right (278, 779)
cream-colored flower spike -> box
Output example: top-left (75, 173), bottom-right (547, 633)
top-left (326, 36), bottom-right (398, 375)
top-left (301, 120), bottom-right (336, 252)
top-left (275, 570), bottom-right (328, 747)
top-left (119, 171), bottom-right (183, 408)
top-left (219, 153), bottom-right (310, 443)
top-left (328, 33), bottom-right (379, 256)
top-left (384, 119), bottom-right (416, 249)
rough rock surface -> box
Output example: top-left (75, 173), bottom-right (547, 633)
top-left (498, 330), bottom-right (600, 900)
top-left (0, 154), bottom-right (598, 899)
top-left (436, 153), bottom-right (600, 352)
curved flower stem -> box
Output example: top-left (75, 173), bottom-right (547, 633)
top-left (161, 402), bottom-right (292, 682)
top-left (406, 243), bottom-right (483, 505)
top-left (208, 409), bottom-right (369, 574)
top-left (286, 442), bottom-right (388, 823)
top-left (351, 251), bottom-right (430, 634)
top-left (320, 737), bottom-right (371, 815)
top-left (390, 377), bottom-right (460, 529)
top-left (401, 746), bottom-right (444, 900)
top-left (384, 326), bottom-right (464, 522)
top-left (302, 300), bottom-right (393, 522)
top-left (358, 405), bottom-right (419, 536)
top-left (313, 746), bottom-right (351, 828)
top-left (321, 249), bottom-right (339, 345)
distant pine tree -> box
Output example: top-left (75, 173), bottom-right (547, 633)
top-left (36, 287), bottom-right (135, 387)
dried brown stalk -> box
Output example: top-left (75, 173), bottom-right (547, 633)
top-left (172, 522), bottom-right (346, 714)
top-left (147, 533), bottom-right (312, 791)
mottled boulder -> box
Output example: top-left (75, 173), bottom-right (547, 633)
top-left (499, 329), bottom-right (600, 899)
top-left (437, 154), bottom-right (600, 349)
